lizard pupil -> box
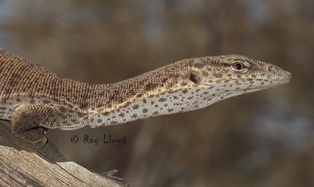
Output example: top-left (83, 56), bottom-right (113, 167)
top-left (235, 63), bottom-right (243, 70)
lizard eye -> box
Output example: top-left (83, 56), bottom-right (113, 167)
top-left (189, 71), bottom-right (201, 84)
top-left (232, 61), bottom-right (247, 72)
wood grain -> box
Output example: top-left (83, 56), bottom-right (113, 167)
top-left (0, 120), bottom-right (128, 187)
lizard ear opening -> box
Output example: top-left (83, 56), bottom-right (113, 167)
top-left (189, 71), bottom-right (201, 84)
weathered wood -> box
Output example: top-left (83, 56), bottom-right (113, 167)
top-left (0, 120), bottom-right (128, 187)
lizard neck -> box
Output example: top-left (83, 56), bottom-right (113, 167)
top-left (86, 60), bottom-right (188, 114)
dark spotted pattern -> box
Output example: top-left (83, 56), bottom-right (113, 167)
top-left (0, 48), bottom-right (291, 144)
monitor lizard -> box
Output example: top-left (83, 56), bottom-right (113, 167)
top-left (0, 48), bottom-right (291, 146)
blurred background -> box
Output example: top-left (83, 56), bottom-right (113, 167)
top-left (0, 0), bottom-right (313, 186)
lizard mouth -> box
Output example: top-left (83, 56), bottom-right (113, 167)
top-left (202, 75), bottom-right (291, 94)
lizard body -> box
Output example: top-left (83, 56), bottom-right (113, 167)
top-left (0, 48), bottom-right (291, 144)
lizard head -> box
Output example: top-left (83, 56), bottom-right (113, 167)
top-left (162, 55), bottom-right (291, 112)
top-left (188, 55), bottom-right (291, 90)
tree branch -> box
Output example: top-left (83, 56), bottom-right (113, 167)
top-left (0, 120), bottom-right (128, 187)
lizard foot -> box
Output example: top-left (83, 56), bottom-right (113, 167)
top-left (11, 104), bottom-right (63, 147)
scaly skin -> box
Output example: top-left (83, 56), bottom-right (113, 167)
top-left (0, 48), bottom-right (291, 145)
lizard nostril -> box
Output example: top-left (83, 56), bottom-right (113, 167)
top-left (267, 66), bottom-right (274, 71)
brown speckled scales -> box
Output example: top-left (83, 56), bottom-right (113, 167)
top-left (0, 48), bottom-right (291, 144)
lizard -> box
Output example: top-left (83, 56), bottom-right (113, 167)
top-left (0, 48), bottom-right (291, 145)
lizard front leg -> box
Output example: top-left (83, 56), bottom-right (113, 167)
top-left (11, 104), bottom-right (65, 146)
